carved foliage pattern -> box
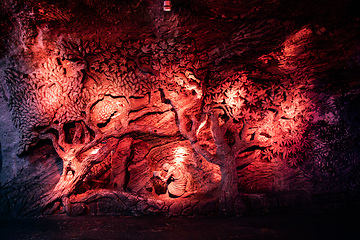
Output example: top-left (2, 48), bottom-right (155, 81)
top-left (2, 31), bottom-right (318, 216)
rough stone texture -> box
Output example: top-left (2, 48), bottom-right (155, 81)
top-left (0, 0), bottom-right (360, 217)
top-left (0, 96), bottom-right (24, 184)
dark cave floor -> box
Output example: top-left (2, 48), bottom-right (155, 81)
top-left (1, 207), bottom-right (359, 240)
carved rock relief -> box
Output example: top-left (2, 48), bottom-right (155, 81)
top-left (0, 21), bottom-right (335, 217)
top-left (1, 0), bottom-right (360, 218)
top-left (2, 35), bottom-right (226, 216)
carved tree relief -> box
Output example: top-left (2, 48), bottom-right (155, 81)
top-left (2, 29), bottom-right (315, 216)
top-left (5, 0), bottom-right (353, 217)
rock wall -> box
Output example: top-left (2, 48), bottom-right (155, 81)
top-left (0, 0), bottom-right (360, 217)
top-left (0, 88), bottom-right (24, 184)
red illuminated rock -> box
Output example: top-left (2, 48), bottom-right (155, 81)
top-left (0, 0), bottom-right (359, 217)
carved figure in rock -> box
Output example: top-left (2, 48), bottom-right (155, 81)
top-left (153, 163), bottom-right (196, 198)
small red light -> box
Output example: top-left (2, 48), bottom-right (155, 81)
top-left (163, 1), bottom-right (171, 11)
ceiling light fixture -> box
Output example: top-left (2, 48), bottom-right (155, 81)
top-left (163, 0), bottom-right (171, 11)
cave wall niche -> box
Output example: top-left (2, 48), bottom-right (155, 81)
top-left (0, 0), bottom-right (360, 217)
